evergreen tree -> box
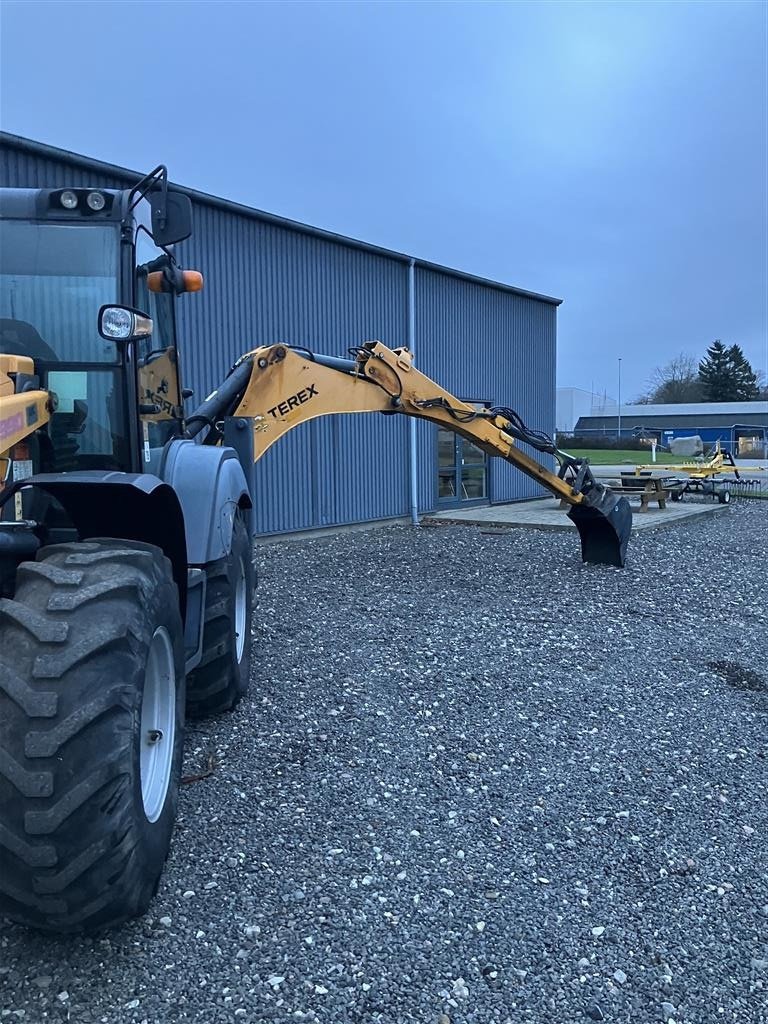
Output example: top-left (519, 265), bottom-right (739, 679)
top-left (698, 341), bottom-right (735, 401)
top-left (727, 344), bottom-right (759, 400)
top-left (697, 340), bottom-right (759, 401)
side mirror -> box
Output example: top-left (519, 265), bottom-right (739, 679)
top-left (150, 190), bottom-right (193, 247)
top-left (98, 305), bottom-right (153, 342)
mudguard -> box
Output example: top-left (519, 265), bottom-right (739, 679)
top-left (161, 439), bottom-right (252, 566)
top-left (0, 471), bottom-right (189, 613)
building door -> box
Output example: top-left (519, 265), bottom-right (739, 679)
top-left (437, 427), bottom-right (488, 506)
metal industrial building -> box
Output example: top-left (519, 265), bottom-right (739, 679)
top-left (575, 401), bottom-right (768, 457)
top-left (557, 386), bottom-right (617, 433)
top-left (0, 132), bottom-right (559, 535)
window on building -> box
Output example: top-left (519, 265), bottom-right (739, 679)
top-left (437, 404), bottom-right (489, 505)
top-left (735, 428), bottom-right (767, 457)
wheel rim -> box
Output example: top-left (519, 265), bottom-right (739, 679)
top-left (140, 627), bottom-right (176, 823)
top-left (234, 555), bottom-right (247, 663)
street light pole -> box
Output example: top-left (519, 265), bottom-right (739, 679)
top-left (617, 358), bottom-right (622, 442)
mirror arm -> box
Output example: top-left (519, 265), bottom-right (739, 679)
top-left (127, 165), bottom-right (168, 217)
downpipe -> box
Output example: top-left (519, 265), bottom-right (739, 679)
top-left (407, 258), bottom-right (419, 527)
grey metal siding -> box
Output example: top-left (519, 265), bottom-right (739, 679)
top-left (1, 134), bottom-right (558, 533)
top-left (176, 202), bottom-right (411, 533)
top-left (415, 268), bottom-right (556, 509)
top-left (577, 412), bottom-right (768, 430)
top-left (0, 146), bottom-right (130, 191)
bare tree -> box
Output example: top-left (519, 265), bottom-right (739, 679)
top-left (752, 368), bottom-right (768, 401)
top-left (637, 353), bottom-right (703, 404)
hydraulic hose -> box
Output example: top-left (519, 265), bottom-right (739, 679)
top-left (184, 358), bottom-right (255, 440)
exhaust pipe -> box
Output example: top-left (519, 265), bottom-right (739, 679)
top-left (567, 485), bottom-right (632, 568)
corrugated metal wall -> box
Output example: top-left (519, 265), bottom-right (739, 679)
top-left (415, 268), bottom-right (557, 507)
top-left (174, 202), bottom-right (412, 532)
top-left (0, 146), bottom-right (130, 191)
top-left (578, 413), bottom-right (768, 430)
top-left (1, 136), bottom-right (557, 533)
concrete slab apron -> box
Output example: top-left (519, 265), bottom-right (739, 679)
top-left (426, 497), bottom-right (730, 533)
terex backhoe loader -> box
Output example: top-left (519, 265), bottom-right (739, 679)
top-left (0, 169), bottom-right (631, 933)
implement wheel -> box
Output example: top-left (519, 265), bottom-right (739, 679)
top-left (0, 539), bottom-right (185, 933)
top-left (186, 509), bottom-right (254, 718)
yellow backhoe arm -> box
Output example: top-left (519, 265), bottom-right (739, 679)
top-left (1, 341), bottom-right (632, 567)
top-left (234, 342), bottom-right (577, 504)
top-left (188, 339), bottom-right (632, 566)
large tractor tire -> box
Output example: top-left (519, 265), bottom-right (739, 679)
top-left (0, 539), bottom-right (185, 933)
top-left (186, 510), bottom-right (254, 719)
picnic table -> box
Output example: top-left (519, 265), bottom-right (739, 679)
top-left (616, 473), bottom-right (672, 511)
top-left (555, 472), bottom-right (673, 512)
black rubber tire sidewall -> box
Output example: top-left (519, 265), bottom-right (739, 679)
top-left (129, 579), bottom-right (186, 894)
top-left (0, 539), bottom-right (185, 933)
top-left (185, 510), bottom-right (254, 718)
top-left (227, 511), bottom-right (254, 700)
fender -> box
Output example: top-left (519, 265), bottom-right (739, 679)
top-left (0, 471), bottom-right (188, 615)
top-left (161, 439), bottom-right (252, 566)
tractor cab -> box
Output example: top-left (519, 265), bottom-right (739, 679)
top-left (0, 169), bottom-right (196, 482)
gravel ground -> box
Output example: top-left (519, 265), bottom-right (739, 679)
top-left (2, 501), bottom-right (767, 1024)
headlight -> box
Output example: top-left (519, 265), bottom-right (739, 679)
top-left (60, 190), bottom-right (78, 209)
top-left (98, 305), bottom-right (153, 342)
top-left (100, 307), bottom-right (134, 339)
top-left (86, 191), bottom-right (106, 211)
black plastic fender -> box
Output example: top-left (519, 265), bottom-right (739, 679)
top-left (0, 471), bottom-right (188, 615)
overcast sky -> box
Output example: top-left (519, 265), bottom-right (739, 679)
top-left (1, 0), bottom-right (766, 401)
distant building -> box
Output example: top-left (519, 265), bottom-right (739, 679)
top-left (556, 387), bottom-right (617, 433)
top-left (574, 400), bottom-right (768, 457)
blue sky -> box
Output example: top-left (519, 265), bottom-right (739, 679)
top-left (1, 0), bottom-right (765, 400)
